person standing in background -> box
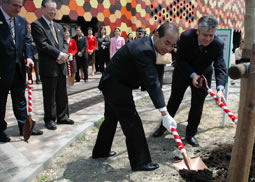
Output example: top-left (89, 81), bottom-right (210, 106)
top-left (110, 27), bottom-right (125, 59)
top-left (63, 25), bottom-right (78, 86)
top-left (96, 26), bottom-right (110, 73)
top-left (126, 33), bottom-right (133, 43)
top-left (235, 39), bottom-right (245, 64)
top-left (0, 0), bottom-right (43, 142)
top-left (73, 26), bottom-right (88, 82)
top-left (31, 0), bottom-right (74, 130)
top-left (86, 27), bottom-right (97, 76)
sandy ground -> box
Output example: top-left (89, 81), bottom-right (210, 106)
top-left (33, 81), bottom-right (240, 182)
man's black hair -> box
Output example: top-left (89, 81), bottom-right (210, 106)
top-left (157, 22), bottom-right (179, 38)
top-left (41, 0), bottom-right (56, 8)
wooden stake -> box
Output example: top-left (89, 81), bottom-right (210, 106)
top-left (227, 44), bottom-right (255, 182)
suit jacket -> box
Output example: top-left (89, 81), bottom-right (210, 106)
top-left (99, 36), bottom-right (165, 108)
top-left (73, 34), bottom-right (87, 56)
top-left (175, 29), bottom-right (227, 87)
top-left (31, 17), bottom-right (68, 77)
top-left (0, 9), bottom-right (32, 88)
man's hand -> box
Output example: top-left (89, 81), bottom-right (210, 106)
top-left (56, 53), bottom-right (68, 64)
top-left (162, 113), bottom-right (177, 133)
top-left (26, 58), bottom-right (34, 67)
top-left (191, 73), bottom-right (201, 88)
top-left (77, 52), bottom-right (82, 57)
top-left (217, 90), bottom-right (226, 105)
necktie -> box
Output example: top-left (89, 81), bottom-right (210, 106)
top-left (8, 18), bottom-right (15, 44)
top-left (49, 22), bottom-right (58, 44)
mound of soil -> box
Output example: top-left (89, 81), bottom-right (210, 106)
top-left (179, 144), bottom-right (255, 182)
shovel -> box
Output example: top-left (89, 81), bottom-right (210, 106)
top-left (198, 75), bottom-right (238, 124)
top-left (23, 67), bottom-right (35, 142)
top-left (171, 127), bottom-right (208, 171)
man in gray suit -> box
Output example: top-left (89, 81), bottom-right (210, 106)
top-left (31, 0), bottom-right (74, 130)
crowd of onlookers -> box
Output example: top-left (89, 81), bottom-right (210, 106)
top-left (29, 25), bottom-right (177, 87)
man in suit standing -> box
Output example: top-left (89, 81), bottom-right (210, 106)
top-left (153, 15), bottom-right (227, 147)
top-left (31, 0), bottom-right (74, 130)
top-left (73, 26), bottom-right (88, 82)
top-left (0, 0), bottom-right (43, 142)
top-left (92, 23), bottom-right (179, 171)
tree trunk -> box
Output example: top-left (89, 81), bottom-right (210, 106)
top-left (227, 0), bottom-right (255, 181)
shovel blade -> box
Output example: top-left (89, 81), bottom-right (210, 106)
top-left (23, 116), bottom-right (36, 142)
top-left (173, 157), bottom-right (208, 171)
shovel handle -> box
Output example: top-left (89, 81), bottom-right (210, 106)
top-left (199, 75), bottom-right (238, 124)
top-left (27, 80), bottom-right (32, 115)
top-left (171, 127), bottom-right (186, 153)
top-left (67, 62), bottom-right (71, 76)
top-left (171, 127), bottom-right (193, 170)
top-left (182, 152), bottom-right (193, 170)
top-left (207, 88), bottom-right (238, 123)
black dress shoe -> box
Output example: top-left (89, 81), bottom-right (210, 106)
top-left (57, 119), bottom-right (74, 125)
top-left (153, 124), bottom-right (166, 137)
top-left (132, 162), bottom-right (159, 171)
top-left (45, 121), bottom-right (57, 130)
top-left (186, 136), bottom-right (199, 147)
top-left (36, 80), bottom-right (40, 84)
top-left (19, 127), bottom-right (43, 136)
top-left (31, 128), bottom-right (43, 135)
top-left (0, 132), bottom-right (10, 142)
top-left (92, 151), bottom-right (117, 159)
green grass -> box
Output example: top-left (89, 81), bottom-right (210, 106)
top-left (37, 175), bottom-right (48, 182)
top-left (94, 117), bottom-right (104, 128)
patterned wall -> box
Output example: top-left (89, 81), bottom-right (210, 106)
top-left (19, 0), bottom-right (245, 38)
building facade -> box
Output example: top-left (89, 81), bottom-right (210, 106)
top-left (19, 0), bottom-right (245, 38)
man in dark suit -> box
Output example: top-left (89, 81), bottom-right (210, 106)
top-left (153, 15), bottom-right (227, 147)
top-left (73, 26), bottom-right (88, 82)
top-left (31, 0), bottom-right (74, 130)
top-left (92, 23), bottom-right (179, 171)
top-left (0, 0), bottom-right (43, 142)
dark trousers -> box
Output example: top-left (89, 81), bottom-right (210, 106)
top-left (40, 74), bottom-right (69, 123)
top-left (34, 58), bottom-right (40, 81)
top-left (97, 49), bottom-right (110, 73)
top-left (0, 65), bottom-right (27, 132)
top-left (75, 55), bottom-right (88, 81)
top-left (95, 50), bottom-right (100, 72)
top-left (167, 69), bottom-right (210, 137)
top-left (92, 78), bottom-right (151, 169)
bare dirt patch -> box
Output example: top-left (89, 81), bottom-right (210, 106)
top-left (33, 84), bottom-right (249, 182)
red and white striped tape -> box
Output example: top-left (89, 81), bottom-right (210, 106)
top-left (207, 88), bottom-right (238, 124)
top-left (27, 80), bottom-right (32, 115)
top-left (67, 62), bottom-right (71, 76)
top-left (171, 127), bottom-right (186, 153)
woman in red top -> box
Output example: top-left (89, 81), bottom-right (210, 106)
top-left (64, 26), bottom-right (78, 86)
top-left (86, 27), bottom-right (97, 76)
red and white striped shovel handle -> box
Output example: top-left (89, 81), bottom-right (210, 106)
top-left (171, 127), bottom-right (186, 153)
top-left (27, 80), bottom-right (32, 115)
top-left (199, 75), bottom-right (238, 124)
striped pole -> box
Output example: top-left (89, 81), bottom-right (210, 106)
top-left (207, 88), bottom-right (238, 124)
top-left (27, 80), bottom-right (32, 116)
top-left (171, 127), bottom-right (186, 154)
top-left (67, 62), bottom-right (71, 77)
